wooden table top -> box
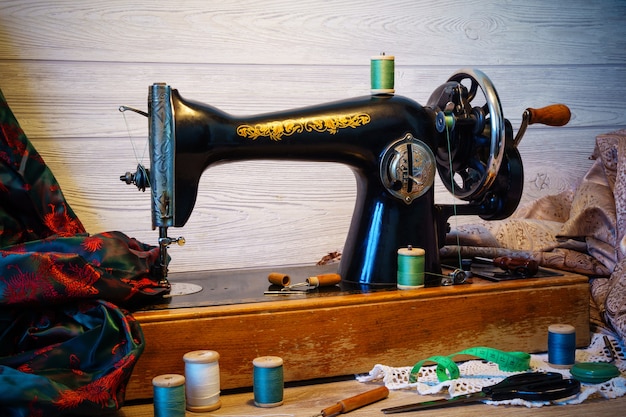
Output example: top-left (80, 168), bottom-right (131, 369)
top-left (116, 377), bottom-right (625, 417)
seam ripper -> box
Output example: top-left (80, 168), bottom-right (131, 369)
top-left (310, 386), bottom-right (389, 417)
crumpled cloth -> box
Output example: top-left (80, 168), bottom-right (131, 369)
top-left (441, 129), bottom-right (626, 344)
top-left (0, 88), bottom-right (165, 416)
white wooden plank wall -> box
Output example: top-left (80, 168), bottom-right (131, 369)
top-left (1, 0), bottom-right (625, 274)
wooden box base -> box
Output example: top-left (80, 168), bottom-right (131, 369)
top-left (127, 265), bottom-right (590, 400)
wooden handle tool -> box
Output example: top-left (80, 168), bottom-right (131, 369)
top-left (513, 103), bottom-right (571, 147)
top-left (526, 104), bottom-right (571, 126)
top-left (313, 386), bottom-right (389, 417)
top-left (306, 273), bottom-right (341, 287)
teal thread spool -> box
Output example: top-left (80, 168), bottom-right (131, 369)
top-left (548, 324), bottom-right (576, 368)
top-left (253, 356), bottom-right (284, 407)
top-left (371, 54), bottom-right (395, 94)
top-left (152, 374), bottom-right (186, 417)
top-left (397, 246), bottom-right (425, 289)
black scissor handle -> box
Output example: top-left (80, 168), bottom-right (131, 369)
top-left (488, 372), bottom-right (581, 402)
top-left (483, 372), bottom-right (563, 396)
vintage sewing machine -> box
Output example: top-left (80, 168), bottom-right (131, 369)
top-left (120, 67), bottom-right (570, 288)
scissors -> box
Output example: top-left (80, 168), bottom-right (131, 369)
top-left (381, 372), bottom-right (580, 413)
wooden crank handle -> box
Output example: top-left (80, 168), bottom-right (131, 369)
top-left (320, 386), bottom-right (390, 417)
top-left (526, 104), bottom-right (571, 126)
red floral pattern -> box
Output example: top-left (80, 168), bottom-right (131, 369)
top-left (0, 88), bottom-right (164, 416)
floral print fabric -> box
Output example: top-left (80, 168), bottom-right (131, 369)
top-left (0, 89), bottom-right (165, 416)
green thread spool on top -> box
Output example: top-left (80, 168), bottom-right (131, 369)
top-left (371, 54), bottom-right (395, 95)
top-left (397, 246), bottom-right (425, 289)
top-left (253, 356), bottom-right (284, 408)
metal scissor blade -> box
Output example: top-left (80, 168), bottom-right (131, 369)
top-left (381, 392), bottom-right (487, 414)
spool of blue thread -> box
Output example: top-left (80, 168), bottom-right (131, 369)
top-left (253, 356), bottom-right (284, 407)
top-left (371, 54), bottom-right (395, 95)
top-left (152, 374), bottom-right (186, 417)
top-left (548, 324), bottom-right (576, 368)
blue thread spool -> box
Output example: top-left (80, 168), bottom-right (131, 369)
top-left (548, 324), bottom-right (576, 368)
top-left (397, 246), bottom-right (425, 289)
top-left (371, 54), bottom-right (395, 95)
top-left (253, 356), bottom-right (284, 407)
top-left (152, 374), bottom-right (186, 417)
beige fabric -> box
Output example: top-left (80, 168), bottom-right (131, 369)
top-left (442, 129), bottom-right (626, 342)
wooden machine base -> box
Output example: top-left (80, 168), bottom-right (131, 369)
top-left (127, 265), bottom-right (590, 400)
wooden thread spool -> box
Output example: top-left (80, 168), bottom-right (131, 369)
top-left (253, 356), bottom-right (284, 407)
top-left (397, 246), bottom-right (425, 289)
top-left (548, 324), bottom-right (576, 368)
top-left (183, 350), bottom-right (222, 412)
top-left (371, 54), bottom-right (395, 94)
top-left (152, 374), bottom-right (186, 417)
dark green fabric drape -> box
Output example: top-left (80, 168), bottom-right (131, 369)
top-left (0, 89), bottom-right (165, 416)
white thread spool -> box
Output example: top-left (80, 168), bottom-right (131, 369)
top-left (183, 350), bottom-right (222, 412)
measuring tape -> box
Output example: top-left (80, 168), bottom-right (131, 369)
top-left (410, 347), bottom-right (531, 383)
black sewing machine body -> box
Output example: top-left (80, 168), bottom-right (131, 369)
top-left (121, 68), bottom-right (566, 288)
top-left (172, 91), bottom-right (443, 286)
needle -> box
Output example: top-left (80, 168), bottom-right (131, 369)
top-left (604, 335), bottom-right (617, 363)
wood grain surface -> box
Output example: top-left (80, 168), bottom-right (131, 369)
top-left (115, 378), bottom-right (626, 417)
top-left (1, 0), bottom-right (625, 272)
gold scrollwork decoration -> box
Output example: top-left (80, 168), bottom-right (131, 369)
top-left (236, 113), bottom-right (371, 141)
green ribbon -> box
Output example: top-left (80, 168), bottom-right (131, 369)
top-left (409, 347), bottom-right (531, 383)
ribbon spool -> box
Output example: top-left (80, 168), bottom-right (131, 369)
top-left (371, 54), bottom-right (395, 95)
top-left (253, 356), bottom-right (284, 408)
top-left (548, 324), bottom-right (576, 368)
top-left (183, 350), bottom-right (222, 412)
top-left (397, 246), bottom-right (425, 289)
top-left (152, 374), bottom-right (186, 417)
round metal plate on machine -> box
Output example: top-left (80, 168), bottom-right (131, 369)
top-left (379, 133), bottom-right (436, 204)
top-left (165, 282), bottom-right (204, 297)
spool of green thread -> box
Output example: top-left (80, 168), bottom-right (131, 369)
top-left (253, 356), bottom-right (284, 408)
top-left (152, 374), bottom-right (186, 417)
top-left (397, 246), bottom-right (425, 289)
top-left (371, 54), bottom-right (395, 94)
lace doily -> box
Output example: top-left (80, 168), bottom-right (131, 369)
top-left (356, 331), bottom-right (626, 407)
